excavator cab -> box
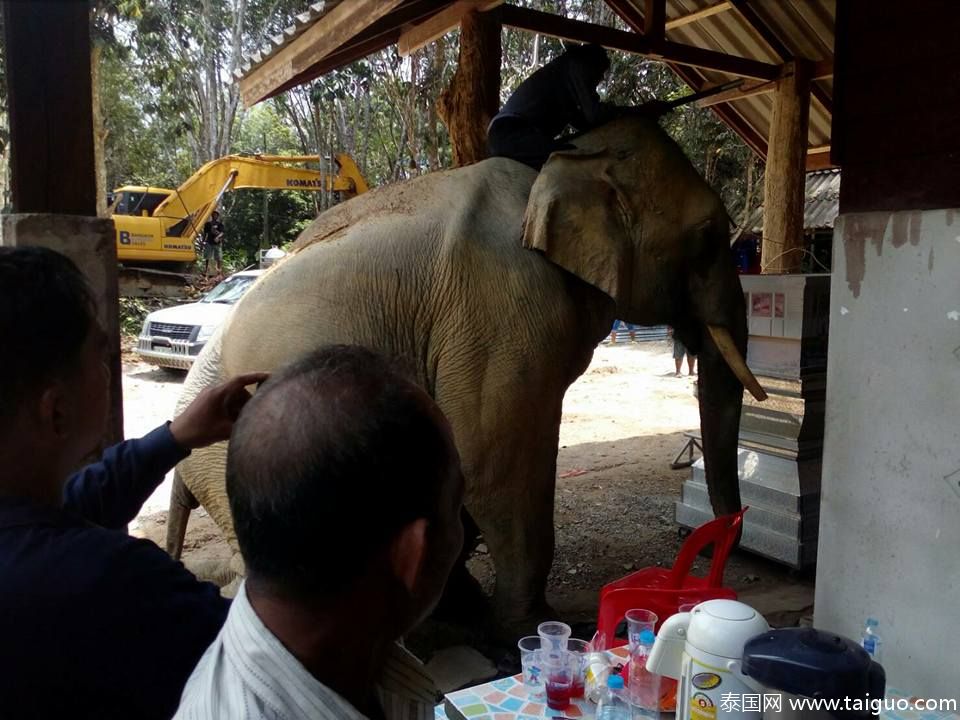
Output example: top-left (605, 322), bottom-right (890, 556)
top-left (112, 186), bottom-right (173, 217)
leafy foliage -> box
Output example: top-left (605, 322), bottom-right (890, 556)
top-left (0, 0), bottom-right (764, 239)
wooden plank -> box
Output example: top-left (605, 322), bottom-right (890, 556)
top-left (762, 59), bottom-right (812, 273)
top-left (3, 0), bottom-right (97, 214)
top-left (698, 78), bottom-right (775, 107)
top-left (812, 58), bottom-right (832, 79)
top-left (805, 150), bottom-right (836, 171)
top-left (500, 4), bottom-right (779, 80)
top-left (250, 0), bottom-right (443, 104)
top-left (241, 0), bottom-right (404, 107)
top-left (673, 66), bottom-right (768, 157)
top-left (807, 144), bottom-right (830, 154)
top-left (666, 1), bottom-right (733, 31)
top-left (645, 0), bottom-right (666, 40)
top-left (398, 0), bottom-right (503, 57)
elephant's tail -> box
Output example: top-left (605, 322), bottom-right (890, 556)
top-left (166, 468), bottom-right (199, 559)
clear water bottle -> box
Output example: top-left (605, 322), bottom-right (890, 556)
top-left (629, 629), bottom-right (661, 720)
top-left (596, 674), bottom-right (631, 720)
top-left (861, 618), bottom-right (883, 661)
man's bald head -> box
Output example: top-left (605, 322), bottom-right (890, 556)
top-left (227, 345), bottom-right (462, 600)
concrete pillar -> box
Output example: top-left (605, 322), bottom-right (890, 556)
top-left (1, 215), bottom-right (123, 449)
top-left (761, 60), bottom-right (812, 273)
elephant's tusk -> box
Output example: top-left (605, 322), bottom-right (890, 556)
top-left (707, 325), bottom-right (768, 402)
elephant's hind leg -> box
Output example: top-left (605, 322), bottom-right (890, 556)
top-left (439, 374), bottom-right (566, 636)
top-left (166, 468), bottom-right (198, 559)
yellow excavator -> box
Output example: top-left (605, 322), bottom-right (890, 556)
top-left (111, 153), bottom-right (368, 296)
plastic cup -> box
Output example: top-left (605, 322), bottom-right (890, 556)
top-left (543, 651), bottom-right (574, 711)
top-left (677, 602), bottom-right (698, 613)
top-left (567, 639), bottom-right (590, 698)
top-left (537, 621), bottom-right (572, 656)
top-left (626, 609), bottom-right (658, 650)
top-left (518, 636), bottom-right (545, 699)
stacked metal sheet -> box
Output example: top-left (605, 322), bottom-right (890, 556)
top-left (675, 274), bottom-right (830, 568)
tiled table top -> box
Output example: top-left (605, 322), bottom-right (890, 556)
top-left (440, 648), bottom-right (629, 720)
top-left (438, 652), bottom-right (958, 720)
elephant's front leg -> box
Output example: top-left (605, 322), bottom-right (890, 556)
top-left (439, 377), bottom-right (566, 636)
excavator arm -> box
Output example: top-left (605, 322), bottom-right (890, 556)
top-left (114, 153), bottom-right (368, 265)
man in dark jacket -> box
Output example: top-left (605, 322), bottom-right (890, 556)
top-left (202, 209), bottom-right (226, 275)
top-left (0, 246), bottom-right (267, 719)
top-left (488, 43), bottom-right (668, 169)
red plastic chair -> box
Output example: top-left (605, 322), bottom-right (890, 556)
top-left (595, 507), bottom-right (747, 649)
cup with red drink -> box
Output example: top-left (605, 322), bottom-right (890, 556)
top-left (543, 651), bottom-right (576, 711)
top-left (566, 639), bottom-right (590, 699)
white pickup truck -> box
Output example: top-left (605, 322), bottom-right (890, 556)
top-left (135, 269), bottom-right (263, 370)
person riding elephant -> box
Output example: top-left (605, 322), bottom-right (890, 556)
top-left (168, 114), bottom-right (765, 635)
top-left (488, 43), bottom-right (670, 169)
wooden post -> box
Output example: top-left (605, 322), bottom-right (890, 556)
top-left (437, 9), bottom-right (502, 167)
top-left (761, 59), bottom-right (812, 273)
top-left (1, 0), bottom-right (123, 447)
top-left (644, 0), bottom-right (666, 42)
top-left (2, 1), bottom-right (97, 215)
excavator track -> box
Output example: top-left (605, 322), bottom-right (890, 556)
top-left (119, 265), bottom-right (195, 299)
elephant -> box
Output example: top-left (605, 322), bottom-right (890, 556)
top-left (166, 115), bottom-right (765, 631)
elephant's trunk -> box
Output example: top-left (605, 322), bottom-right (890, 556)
top-left (696, 315), bottom-right (748, 517)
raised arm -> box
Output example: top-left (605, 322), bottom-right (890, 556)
top-left (63, 372), bottom-right (269, 529)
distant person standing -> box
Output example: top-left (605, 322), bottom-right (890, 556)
top-left (202, 210), bottom-right (225, 276)
top-left (669, 327), bottom-right (696, 377)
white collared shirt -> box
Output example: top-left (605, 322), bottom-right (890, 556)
top-left (175, 582), bottom-right (440, 720)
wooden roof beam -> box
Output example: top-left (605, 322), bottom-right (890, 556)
top-left (666, 1), bottom-right (733, 31)
top-left (806, 150), bottom-right (835, 171)
top-left (645, 0), bottom-right (665, 41)
top-left (812, 58), bottom-right (833, 79)
top-left (500, 4), bottom-right (779, 80)
top-left (398, 0), bottom-right (503, 57)
top-left (698, 78), bottom-right (775, 106)
top-left (727, 0), bottom-right (833, 115)
top-left (602, 0), bottom-right (771, 159)
top-left (240, 0), bottom-right (404, 107)
top-left (245, 0), bottom-right (444, 105)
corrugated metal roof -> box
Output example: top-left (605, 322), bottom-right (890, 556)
top-left (236, 0), bottom-right (835, 163)
top-left (649, 0), bottom-right (835, 152)
top-left (236, 2), bottom-right (339, 76)
top-left (748, 168), bottom-right (840, 232)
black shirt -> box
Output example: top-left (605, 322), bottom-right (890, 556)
top-left (203, 219), bottom-right (225, 245)
top-left (0, 425), bottom-right (229, 719)
top-left (496, 51), bottom-right (614, 138)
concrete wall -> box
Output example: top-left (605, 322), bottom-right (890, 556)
top-left (1, 213), bottom-right (123, 445)
top-left (816, 209), bottom-right (960, 695)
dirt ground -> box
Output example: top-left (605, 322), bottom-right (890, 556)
top-left (126, 337), bottom-right (813, 653)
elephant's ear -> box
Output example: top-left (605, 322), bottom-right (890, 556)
top-left (522, 148), bottom-right (634, 306)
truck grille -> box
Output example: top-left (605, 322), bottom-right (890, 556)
top-left (150, 322), bottom-right (195, 340)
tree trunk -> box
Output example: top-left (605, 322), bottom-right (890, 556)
top-left (90, 43), bottom-right (109, 218)
top-left (437, 9), bottom-right (501, 167)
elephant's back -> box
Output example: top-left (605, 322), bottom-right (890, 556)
top-left (219, 158), bottom-right (546, 385)
top-left (290, 159), bottom-right (537, 254)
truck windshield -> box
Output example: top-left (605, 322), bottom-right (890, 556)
top-left (201, 274), bottom-right (258, 304)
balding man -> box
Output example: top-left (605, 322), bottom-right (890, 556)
top-left (176, 345), bottom-right (465, 720)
